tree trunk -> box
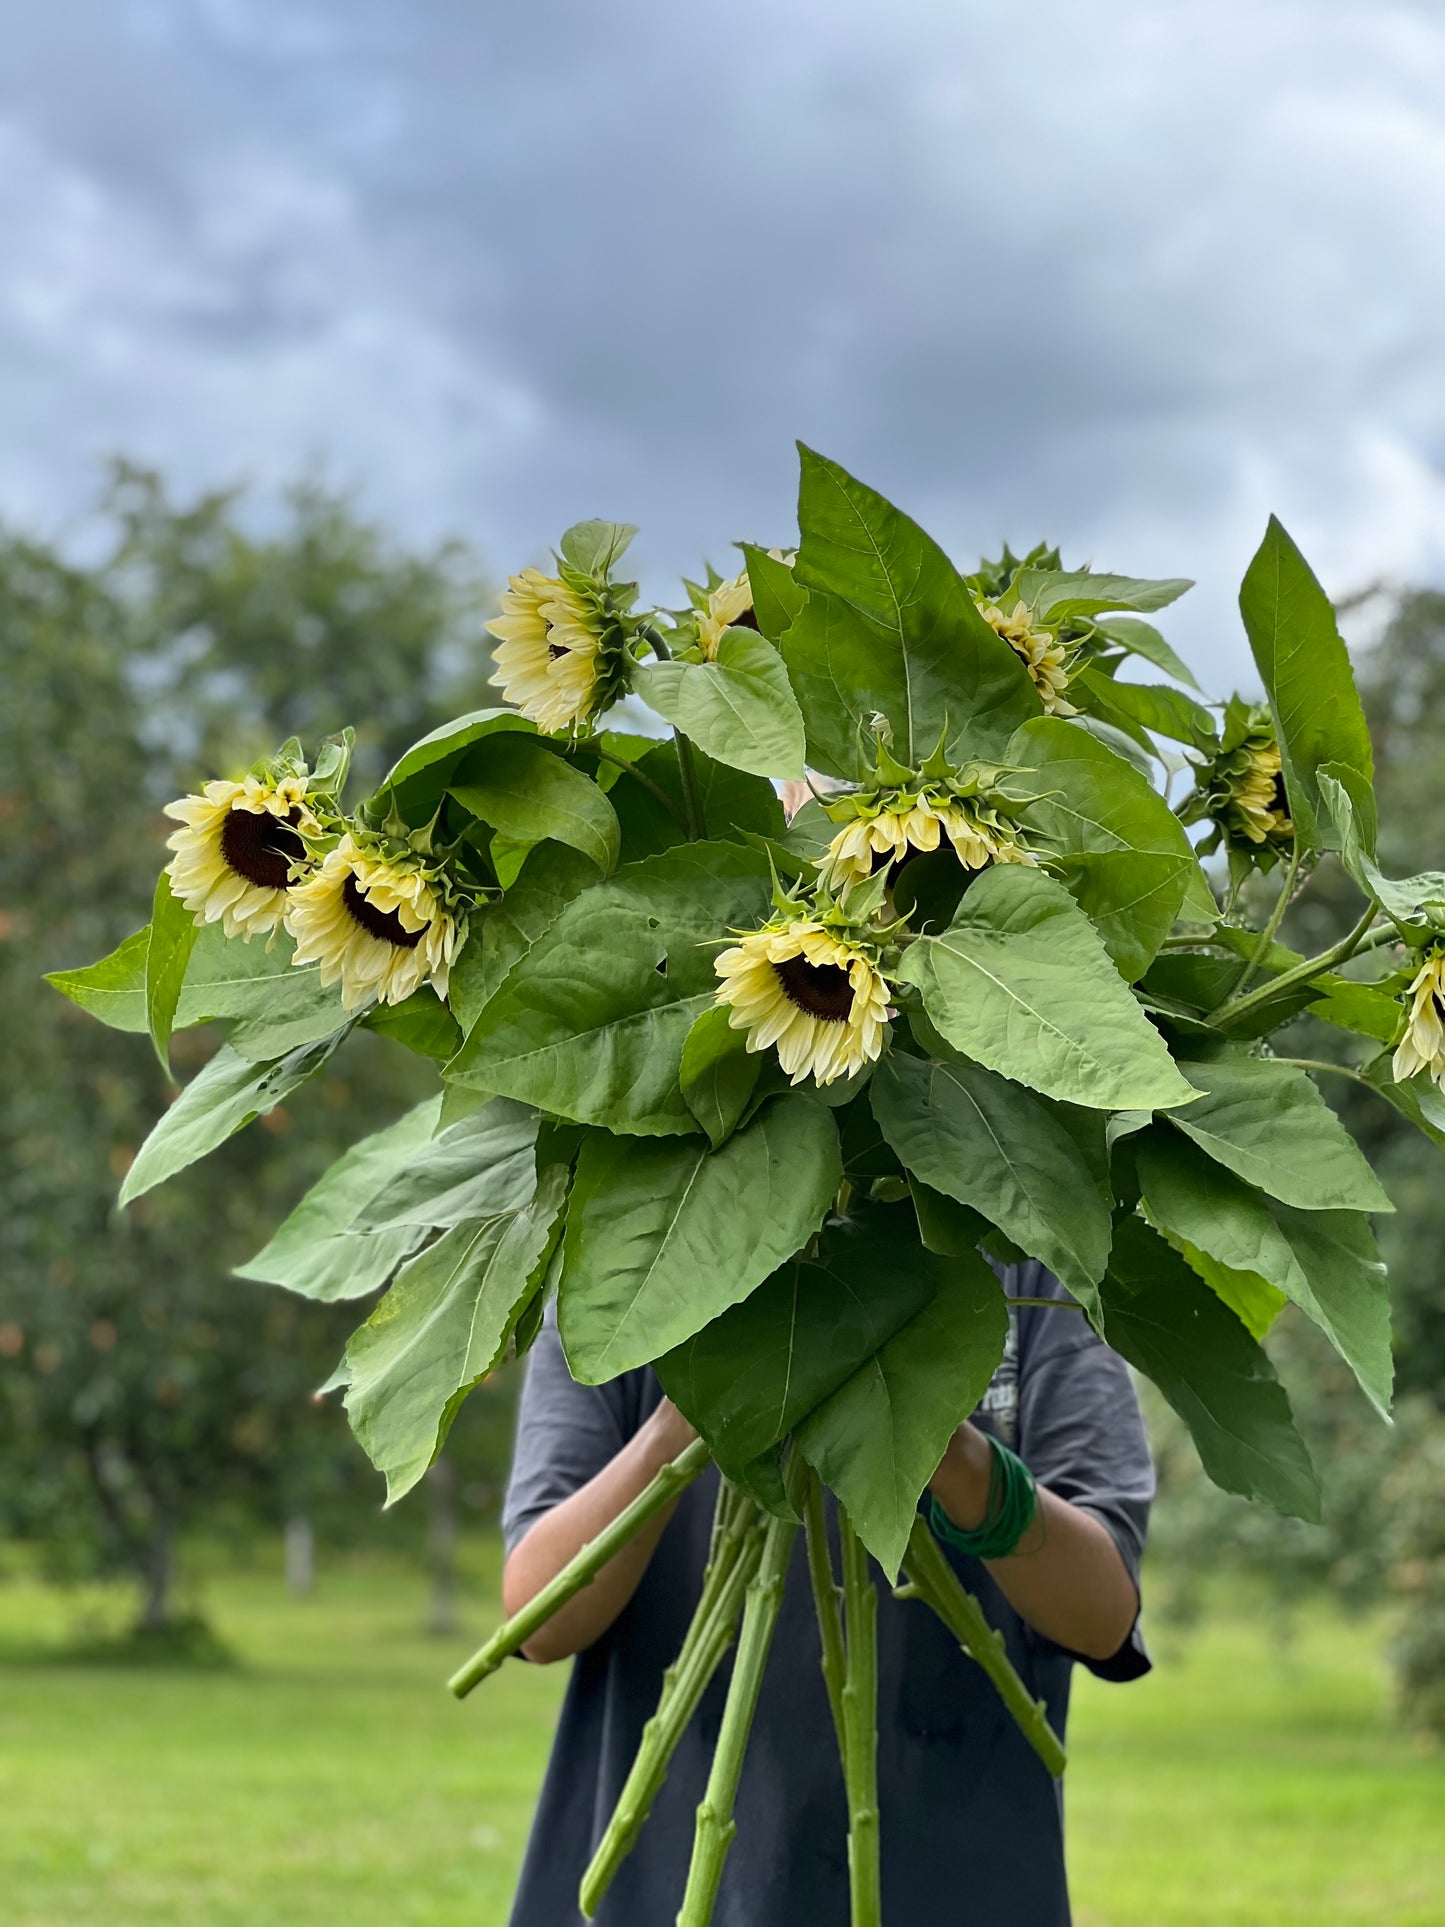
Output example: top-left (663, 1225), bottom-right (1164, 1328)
top-left (139, 1510), bottom-right (175, 1633)
top-left (284, 1513), bottom-right (316, 1597)
top-left (426, 1456), bottom-right (458, 1637)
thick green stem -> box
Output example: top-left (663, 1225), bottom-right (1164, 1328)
top-left (448, 1438), bottom-right (710, 1697)
top-left (672, 729), bottom-right (707, 841)
top-left (1209, 910), bottom-right (1395, 1030)
top-left (581, 1491), bottom-right (765, 1917)
top-left (1276, 1056), bottom-right (1378, 1094)
top-left (900, 1516), bottom-right (1066, 1779)
top-left (634, 626), bottom-right (707, 841)
top-left (1231, 842), bottom-right (1302, 997)
top-left (839, 1508), bottom-right (882, 1927)
top-left (1005, 1297), bottom-right (1086, 1311)
top-left (800, 1467), bottom-right (847, 1754)
top-left (675, 1510), bottom-right (797, 1927)
top-left (582, 742), bottom-right (690, 829)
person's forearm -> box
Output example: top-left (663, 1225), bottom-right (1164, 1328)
top-left (929, 1423), bottom-right (1138, 1661)
top-left (502, 1399), bottom-right (699, 1663)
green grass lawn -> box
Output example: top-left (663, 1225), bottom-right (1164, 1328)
top-left (0, 1548), bottom-right (1440, 1926)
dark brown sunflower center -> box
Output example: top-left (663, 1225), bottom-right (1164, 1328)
top-left (220, 806), bottom-right (306, 891)
top-left (732, 604), bottom-right (759, 632)
top-left (773, 954), bottom-right (853, 1022)
top-left (342, 872), bottom-right (425, 948)
top-left (1270, 771), bottom-right (1289, 816)
top-left (547, 641), bottom-right (571, 660)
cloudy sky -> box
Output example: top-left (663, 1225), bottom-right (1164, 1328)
top-left (4, 0), bottom-right (1444, 686)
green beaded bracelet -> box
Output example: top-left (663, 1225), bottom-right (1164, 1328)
top-left (928, 1434), bottom-right (1038, 1561)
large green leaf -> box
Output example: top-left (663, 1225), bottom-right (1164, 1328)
top-left (607, 740), bottom-right (784, 865)
top-left (335, 1168), bottom-right (566, 1502)
top-left (361, 988), bottom-right (462, 1062)
top-left (1238, 518), bottom-right (1376, 853)
top-left (120, 1035), bottom-right (344, 1205)
top-left (895, 866), bottom-right (1197, 1111)
top-left (379, 708), bottom-right (536, 821)
top-left (654, 1203), bottom-right (939, 1475)
top-left (1103, 1219), bottom-right (1320, 1520)
top-left (782, 447), bottom-right (1039, 775)
top-left (450, 734), bottom-right (620, 876)
top-left (236, 1098), bottom-right (441, 1300)
top-left (1138, 951), bottom-right (1320, 1042)
top-left (1008, 716), bottom-right (1207, 980)
top-left (907, 1178), bottom-right (990, 1258)
top-left (1135, 1128), bottom-right (1393, 1417)
top-left (870, 1048), bottom-right (1110, 1306)
top-left (448, 843), bottom-right (601, 1036)
top-left (679, 1003), bottom-right (762, 1148)
top-left (226, 972), bottom-right (350, 1060)
top-left (635, 631), bottom-right (805, 779)
top-left (447, 842), bottom-right (771, 1135)
top-left (1168, 1236), bottom-right (1287, 1340)
top-left (1305, 975), bottom-right (1404, 1047)
top-left (558, 1094), bottom-right (841, 1382)
top-left (796, 1243), bottom-right (1009, 1578)
top-left (559, 519), bottom-right (636, 574)
top-left (1319, 768), bottom-right (1445, 936)
top-left (46, 926), bottom-right (154, 1029)
top-left (47, 920), bottom-right (339, 1042)
top-left (1013, 570), bottom-right (1192, 620)
top-left (351, 1098), bottom-right (539, 1233)
top-left (146, 874), bottom-right (199, 1078)
top-left (1165, 1057), bottom-right (1392, 1213)
top-left (741, 544), bottom-right (805, 643)
top-left (1364, 1048), bottom-right (1445, 1153)
top-left (1069, 670), bottom-right (1218, 752)
top-left (1092, 616), bottom-right (1202, 690)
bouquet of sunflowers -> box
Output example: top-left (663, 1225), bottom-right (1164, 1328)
top-left (52, 447), bottom-right (1444, 1927)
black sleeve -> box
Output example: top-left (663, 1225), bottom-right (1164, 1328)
top-left (1013, 1262), bottom-right (1156, 1682)
top-left (500, 1298), bottom-right (644, 1557)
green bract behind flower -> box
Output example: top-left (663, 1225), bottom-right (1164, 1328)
top-left (164, 768), bottom-right (321, 941)
top-left (285, 829), bottom-right (464, 1011)
top-left (818, 740), bottom-right (1035, 895)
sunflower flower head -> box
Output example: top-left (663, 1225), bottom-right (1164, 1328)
top-left (164, 762), bottom-right (323, 941)
top-left (714, 903), bottom-right (892, 1088)
top-left (285, 827), bottom-right (464, 1011)
top-left (1191, 702), bottom-right (1293, 852)
top-left (695, 570), bottom-right (757, 661)
top-left (1227, 738), bottom-right (1293, 845)
top-left (976, 595), bottom-right (1076, 715)
top-left (487, 523), bottom-right (639, 736)
top-left (692, 551), bottom-right (793, 660)
top-left (1392, 950), bottom-right (1445, 1092)
top-left (484, 569), bottom-right (615, 734)
top-left (818, 742), bottom-right (1034, 894)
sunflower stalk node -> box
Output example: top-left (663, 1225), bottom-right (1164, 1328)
top-left (447, 1438), bottom-right (710, 1699)
top-left (676, 1509), bottom-right (798, 1927)
top-left (900, 1516), bottom-right (1066, 1780)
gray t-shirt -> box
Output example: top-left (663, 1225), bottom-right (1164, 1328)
top-left (501, 1261), bottom-right (1154, 1927)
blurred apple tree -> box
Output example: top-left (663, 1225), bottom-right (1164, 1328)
top-left (1147, 581), bottom-right (1445, 1732)
top-left (0, 467), bottom-right (503, 1633)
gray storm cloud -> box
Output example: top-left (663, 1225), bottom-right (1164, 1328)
top-left (1, 0), bottom-right (1443, 687)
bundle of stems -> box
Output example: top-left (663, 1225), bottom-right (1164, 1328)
top-left (449, 1442), bottom-right (1065, 1927)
